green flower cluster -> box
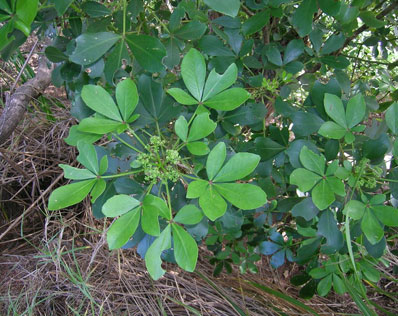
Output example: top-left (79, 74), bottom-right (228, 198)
top-left (136, 137), bottom-right (182, 183)
top-left (354, 159), bottom-right (383, 189)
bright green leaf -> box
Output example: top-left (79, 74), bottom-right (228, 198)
top-left (372, 205), bottom-right (398, 227)
top-left (90, 178), bottom-right (106, 203)
top-left (77, 141), bottom-right (99, 174)
top-left (202, 63), bottom-right (238, 101)
top-left (346, 94), bottom-right (366, 128)
top-left (318, 121), bottom-right (347, 139)
top-left (16, 0), bottom-right (38, 28)
top-left (167, 88), bottom-right (198, 105)
top-left (107, 209), bottom-right (140, 249)
top-left (187, 142), bottom-right (210, 156)
top-left (361, 208), bottom-right (384, 245)
top-left (204, 88), bottom-right (251, 111)
top-left (102, 194), bottom-right (140, 217)
top-left (81, 85), bottom-right (122, 121)
top-left (143, 194), bottom-right (171, 220)
top-left (60, 164), bottom-right (96, 180)
top-left (299, 146), bottom-right (325, 176)
top-left (187, 113), bottom-right (217, 142)
top-left (172, 223), bottom-right (198, 272)
top-left (181, 48), bottom-right (206, 101)
top-left (215, 183), bottom-right (267, 210)
top-left (290, 168), bottom-right (321, 192)
top-left (116, 78), bottom-right (139, 121)
top-left (317, 274), bottom-right (332, 296)
top-left (48, 179), bottom-right (96, 210)
top-left (385, 102), bottom-right (398, 134)
top-left (206, 142), bottom-right (226, 180)
top-left (187, 180), bottom-right (209, 198)
top-left (78, 117), bottom-right (126, 134)
top-left (213, 152), bottom-right (260, 182)
top-left (174, 205), bottom-right (204, 225)
top-left (324, 93), bottom-right (347, 128)
top-left (145, 225), bottom-right (171, 280)
top-left (199, 186), bottom-right (227, 220)
top-left (312, 180), bottom-right (335, 210)
top-left (175, 116), bottom-right (188, 142)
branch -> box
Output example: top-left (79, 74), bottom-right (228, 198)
top-left (0, 54), bottom-right (53, 145)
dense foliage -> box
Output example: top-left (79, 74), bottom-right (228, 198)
top-left (2, 0), bottom-right (398, 313)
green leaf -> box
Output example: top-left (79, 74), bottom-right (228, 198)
top-left (202, 63), bottom-right (238, 101)
top-left (174, 205), bottom-right (204, 225)
top-left (99, 155), bottom-right (108, 175)
top-left (125, 34), bottom-right (166, 73)
top-left (64, 126), bottom-right (102, 146)
top-left (359, 12), bottom-right (386, 29)
top-left (242, 9), bottom-right (270, 36)
top-left (77, 141), bottom-right (99, 174)
top-left (187, 142), bottom-right (210, 156)
top-left (292, 0), bottom-right (317, 37)
top-left (174, 20), bottom-right (207, 40)
top-left (16, 0), bottom-right (38, 28)
top-left (372, 205), bottom-right (398, 227)
top-left (317, 274), bottom-right (332, 296)
top-left (48, 179), bottom-right (96, 210)
top-left (143, 194), bottom-right (171, 220)
top-left (204, 0), bottom-right (240, 17)
top-left (291, 197), bottom-right (319, 221)
top-left (54, 0), bottom-right (74, 16)
top-left (187, 113), bottom-right (217, 142)
top-left (385, 102), bottom-right (398, 134)
top-left (333, 274), bottom-right (346, 295)
top-left (299, 146), bottom-right (325, 176)
top-left (324, 93), bottom-right (347, 128)
top-left (204, 88), bottom-right (250, 111)
top-left (321, 33), bottom-right (345, 55)
top-left (318, 121), bottom-right (347, 139)
top-left (104, 41), bottom-right (130, 84)
top-left (175, 116), bottom-right (188, 142)
top-left (107, 209), bottom-right (140, 250)
top-left (172, 224), bottom-right (198, 272)
top-left (0, 0), bottom-right (11, 13)
top-left (60, 164), bottom-right (96, 180)
top-left (309, 267), bottom-right (329, 279)
top-left (255, 137), bottom-right (286, 160)
top-left (145, 224), bottom-right (171, 280)
top-left (81, 1), bottom-right (110, 17)
top-left (70, 32), bottom-right (120, 66)
top-left (213, 152), bottom-right (260, 182)
top-left (284, 39), bottom-right (304, 64)
top-left (142, 199), bottom-right (160, 236)
top-left (265, 45), bottom-right (282, 66)
top-left (181, 48), bottom-right (206, 101)
top-left (326, 177), bottom-right (345, 197)
top-left (90, 177), bottom-right (105, 203)
top-left (199, 186), bottom-right (227, 220)
top-left (206, 142), bottom-right (226, 180)
top-left (312, 180), bottom-right (335, 210)
top-left (319, 0), bottom-right (341, 17)
top-left (167, 88), bottom-right (198, 105)
top-left (78, 117), bottom-right (126, 134)
top-left (45, 46), bottom-right (68, 63)
top-left (187, 180), bottom-right (209, 199)
top-left (215, 183), bottom-right (267, 210)
top-left (290, 169), bottom-right (321, 192)
top-left (116, 78), bottom-right (139, 121)
top-left (346, 94), bottom-right (366, 128)
top-left (317, 210), bottom-right (343, 252)
top-left (361, 208), bottom-right (384, 245)
top-left (81, 85), bottom-right (122, 121)
top-left (102, 194), bottom-right (140, 217)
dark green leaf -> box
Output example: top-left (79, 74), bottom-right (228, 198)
top-left (125, 34), bottom-right (166, 73)
top-left (254, 137), bottom-right (285, 161)
top-left (372, 205), bottom-right (398, 227)
top-left (317, 210), bottom-right (343, 252)
top-left (321, 33), bottom-right (345, 55)
top-left (291, 111), bottom-right (324, 137)
top-left (204, 0), bottom-right (240, 17)
top-left (291, 197), bottom-right (319, 221)
top-left (81, 1), bottom-right (110, 17)
top-left (359, 11), bottom-right (386, 28)
top-left (385, 102), bottom-right (398, 134)
top-left (292, 0), bottom-right (317, 37)
top-left (284, 39), bottom-right (304, 64)
top-left (70, 32), bottom-right (120, 66)
top-left (174, 20), bottom-right (207, 40)
top-left (264, 45), bottom-right (282, 66)
top-left (242, 9), bottom-right (270, 36)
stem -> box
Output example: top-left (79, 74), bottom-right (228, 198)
top-left (164, 181), bottom-right (173, 219)
top-left (182, 174), bottom-right (200, 181)
top-left (128, 126), bottom-right (147, 149)
top-left (101, 169), bottom-right (143, 179)
top-left (122, 0), bottom-right (127, 37)
top-left (113, 134), bottom-right (143, 154)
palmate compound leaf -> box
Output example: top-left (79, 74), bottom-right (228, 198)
top-left (172, 223), bottom-right (198, 272)
top-left (299, 146), bottom-right (326, 176)
top-left (141, 195), bottom-right (170, 237)
top-left (102, 194), bottom-right (141, 217)
top-left (361, 208), bottom-right (384, 245)
top-left (213, 152), bottom-right (260, 182)
top-left (204, 0), bottom-right (240, 17)
top-left (48, 179), bottom-right (96, 210)
top-left (145, 224), bottom-right (172, 280)
top-left (290, 168), bottom-right (322, 192)
top-left (199, 186), bottom-right (227, 221)
top-left (203, 88), bottom-right (251, 111)
top-left (107, 208), bottom-right (141, 250)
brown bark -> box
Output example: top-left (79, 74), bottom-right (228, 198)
top-left (0, 56), bottom-right (53, 145)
